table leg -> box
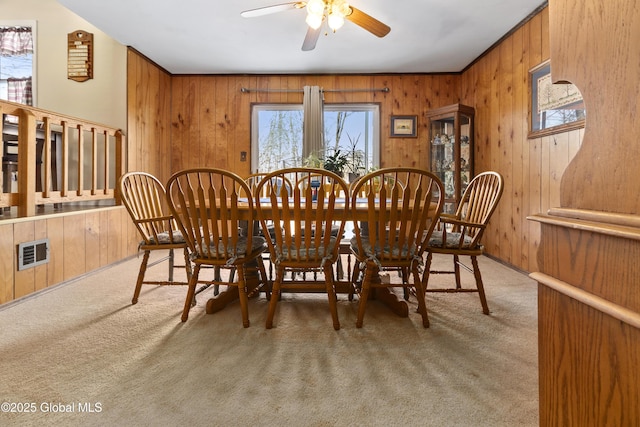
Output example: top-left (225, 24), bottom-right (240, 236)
top-left (205, 260), bottom-right (264, 314)
top-left (373, 287), bottom-right (409, 317)
top-left (205, 286), bottom-right (239, 314)
top-left (362, 264), bottom-right (408, 317)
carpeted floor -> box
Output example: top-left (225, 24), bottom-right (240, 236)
top-left (0, 252), bottom-right (538, 426)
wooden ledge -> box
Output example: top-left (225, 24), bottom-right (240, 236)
top-left (528, 207), bottom-right (640, 242)
top-left (548, 207), bottom-right (640, 228)
top-left (0, 204), bottom-right (123, 225)
top-left (530, 272), bottom-right (640, 330)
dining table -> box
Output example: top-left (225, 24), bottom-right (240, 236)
top-left (203, 196), bottom-right (435, 319)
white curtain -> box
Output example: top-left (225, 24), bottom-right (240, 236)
top-left (302, 85), bottom-right (324, 160)
top-left (7, 77), bottom-right (32, 105)
top-left (0, 27), bottom-right (33, 55)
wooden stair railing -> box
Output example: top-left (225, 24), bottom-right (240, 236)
top-left (0, 100), bottom-right (124, 217)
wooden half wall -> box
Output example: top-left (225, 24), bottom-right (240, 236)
top-left (530, 0), bottom-right (640, 424)
top-left (0, 207), bottom-right (136, 304)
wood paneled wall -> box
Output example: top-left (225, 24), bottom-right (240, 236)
top-left (460, 5), bottom-right (582, 273)
top-left (127, 50), bottom-right (173, 183)
top-left (168, 74), bottom-right (459, 177)
top-left (0, 208), bottom-right (132, 304)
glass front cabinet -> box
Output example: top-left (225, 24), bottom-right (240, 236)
top-left (427, 103), bottom-right (475, 214)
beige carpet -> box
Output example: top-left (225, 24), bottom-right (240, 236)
top-left (0, 252), bottom-right (538, 427)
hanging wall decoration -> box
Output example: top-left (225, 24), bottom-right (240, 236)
top-left (67, 30), bottom-right (93, 82)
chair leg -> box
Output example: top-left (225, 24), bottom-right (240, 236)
top-left (132, 250), bottom-right (151, 304)
top-left (349, 261), bottom-right (362, 302)
top-left (471, 256), bottom-right (490, 314)
top-left (183, 247), bottom-right (192, 281)
top-left (236, 265), bottom-right (250, 328)
top-left (336, 256), bottom-right (344, 280)
top-left (266, 265), bottom-right (284, 329)
top-left (324, 265), bottom-right (340, 331)
top-left (181, 264), bottom-right (201, 322)
top-left (401, 267), bottom-right (410, 300)
top-left (168, 248), bottom-right (175, 282)
top-left (356, 265), bottom-right (375, 328)
top-left (411, 265), bottom-right (429, 328)
top-left (253, 255), bottom-right (268, 298)
top-left (213, 267), bottom-right (221, 296)
top-left (422, 252), bottom-right (433, 291)
top-left (454, 254), bottom-right (462, 289)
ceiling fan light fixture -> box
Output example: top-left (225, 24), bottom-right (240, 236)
top-left (306, 0), bottom-right (325, 16)
top-left (327, 12), bottom-right (344, 31)
top-left (305, 12), bottom-right (323, 30)
top-left (240, 0), bottom-right (389, 52)
top-left (333, 0), bottom-right (351, 16)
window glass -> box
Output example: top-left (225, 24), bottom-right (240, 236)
top-left (251, 103), bottom-right (379, 176)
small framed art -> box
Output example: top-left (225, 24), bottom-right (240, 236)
top-left (390, 115), bottom-right (417, 137)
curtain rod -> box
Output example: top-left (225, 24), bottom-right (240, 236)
top-left (240, 87), bottom-right (389, 94)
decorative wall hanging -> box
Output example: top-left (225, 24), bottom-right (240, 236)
top-left (67, 30), bottom-right (93, 82)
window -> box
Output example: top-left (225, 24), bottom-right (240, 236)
top-left (529, 60), bottom-right (585, 137)
top-left (251, 103), bottom-right (379, 176)
top-left (0, 22), bottom-right (36, 106)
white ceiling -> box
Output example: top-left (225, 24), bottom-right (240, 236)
top-left (57, 0), bottom-right (546, 75)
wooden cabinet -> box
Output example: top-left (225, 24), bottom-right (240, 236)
top-left (427, 103), bottom-right (474, 213)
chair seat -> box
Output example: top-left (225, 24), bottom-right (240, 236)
top-left (428, 232), bottom-right (474, 249)
top-left (350, 236), bottom-right (418, 259)
top-left (147, 230), bottom-right (187, 245)
top-left (195, 236), bottom-right (266, 259)
top-left (276, 236), bottom-right (338, 261)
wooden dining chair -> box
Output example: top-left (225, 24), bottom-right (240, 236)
top-left (349, 175), bottom-right (409, 293)
top-left (118, 171), bottom-right (192, 305)
top-left (166, 168), bottom-right (268, 325)
top-left (242, 173), bottom-right (294, 291)
top-left (255, 167), bottom-right (349, 330)
top-left (297, 171), bottom-right (347, 278)
top-left (350, 168), bottom-right (444, 328)
top-left (423, 171), bottom-right (504, 314)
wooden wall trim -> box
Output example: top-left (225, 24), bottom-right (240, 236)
top-left (531, 271), bottom-right (640, 330)
top-left (547, 207), bottom-right (640, 228)
top-left (0, 205), bottom-right (124, 225)
top-left (529, 212), bottom-right (640, 242)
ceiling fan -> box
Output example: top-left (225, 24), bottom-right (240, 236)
top-left (240, 0), bottom-right (391, 51)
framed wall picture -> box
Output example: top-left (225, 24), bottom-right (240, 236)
top-left (68, 30), bottom-right (93, 82)
top-left (390, 115), bottom-right (417, 137)
top-left (529, 60), bottom-right (585, 138)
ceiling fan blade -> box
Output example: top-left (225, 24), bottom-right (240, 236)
top-left (301, 26), bottom-right (321, 51)
top-left (346, 6), bottom-right (391, 38)
top-left (241, 2), bottom-right (306, 18)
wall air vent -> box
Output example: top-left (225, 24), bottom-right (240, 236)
top-left (17, 238), bottom-right (50, 271)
